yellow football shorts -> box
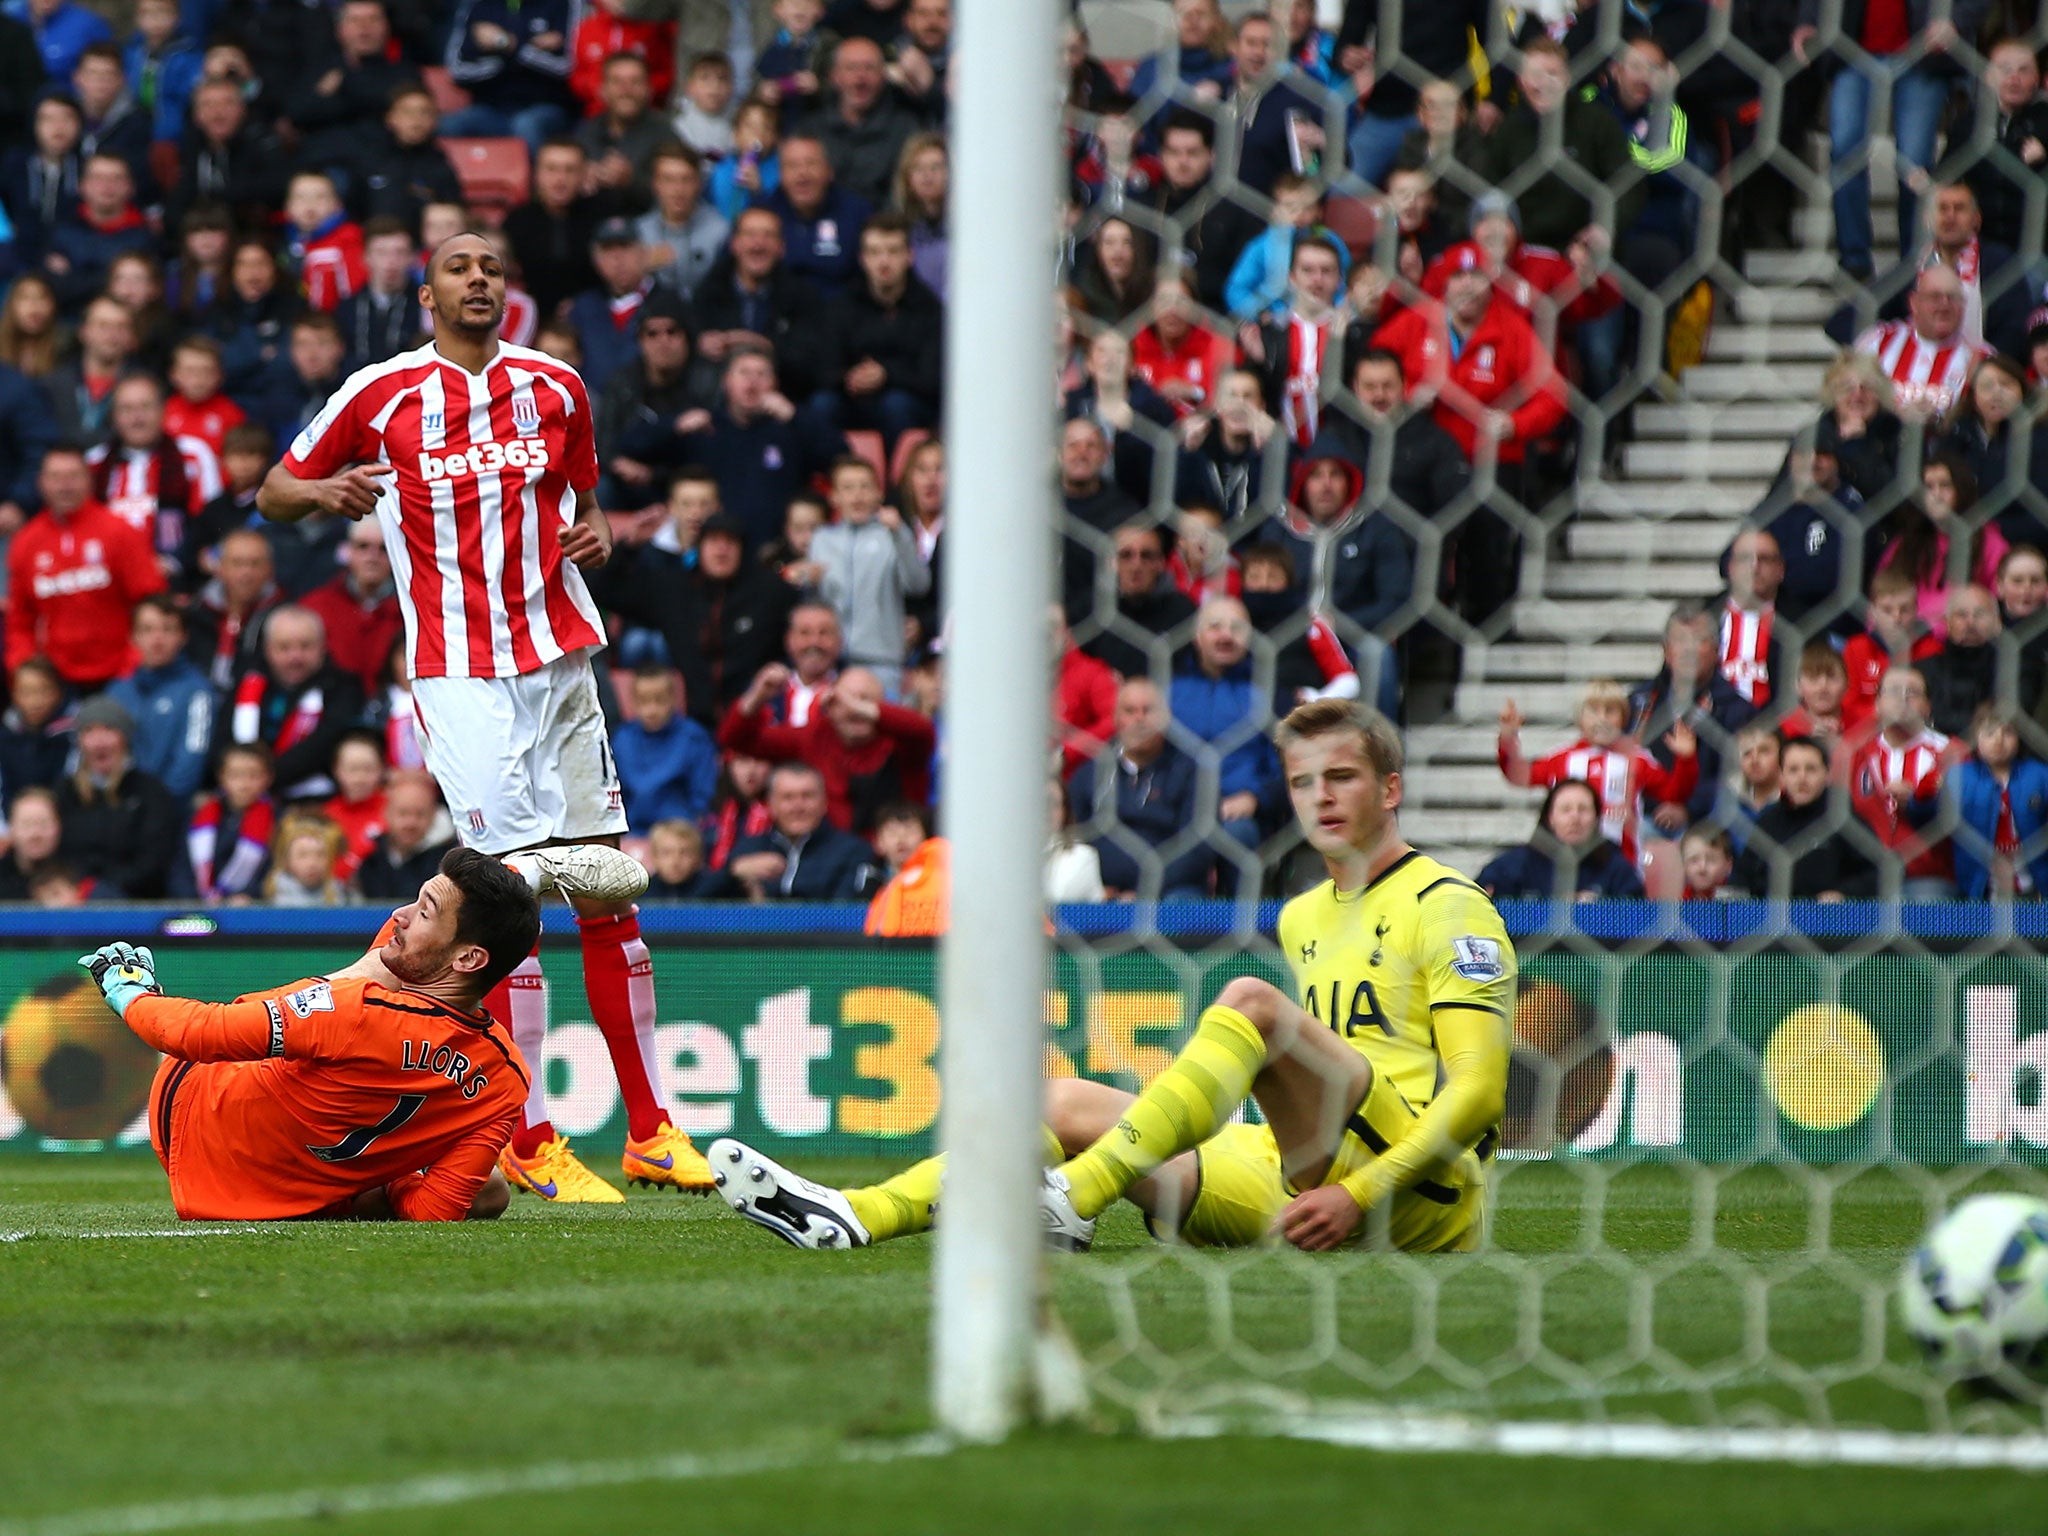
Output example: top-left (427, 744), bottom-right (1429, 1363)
top-left (1166, 1069), bottom-right (1488, 1253)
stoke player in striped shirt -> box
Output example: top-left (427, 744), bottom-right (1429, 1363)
top-left (256, 232), bottom-right (714, 1205)
top-left (1498, 679), bottom-right (1697, 866)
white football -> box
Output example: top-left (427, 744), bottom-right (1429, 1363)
top-left (1898, 1192), bottom-right (2048, 1378)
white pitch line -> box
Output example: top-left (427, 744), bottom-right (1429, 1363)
top-left (0, 1435), bottom-right (955, 1536)
top-left (0, 1230), bottom-right (293, 1243)
top-left (1166, 1410), bottom-right (2048, 1472)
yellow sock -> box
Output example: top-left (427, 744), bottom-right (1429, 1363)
top-left (844, 1156), bottom-right (945, 1243)
top-left (1060, 1005), bottom-right (1266, 1220)
top-left (841, 1126), bottom-right (1063, 1244)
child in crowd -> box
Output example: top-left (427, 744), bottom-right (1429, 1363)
top-left (1875, 456), bottom-right (2008, 637)
top-left (1947, 703), bottom-right (2048, 898)
top-left (613, 666), bottom-right (719, 836)
top-left (672, 51), bottom-right (736, 161)
top-left (282, 172), bottom-right (365, 313)
top-left (710, 99), bottom-right (782, 220)
top-left (163, 335), bottom-right (245, 458)
top-left (1777, 642), bottom-right (1849, 753)
top-left (321, 730), bottom-right (388, 885)
top-left (185, 741), bottom-right (275, 902)
top-left (183, 422), bottom-right (270, 585)
top-left (761, 492), bottom-right (828, 588)
top-left (1045, 777), bottom-right (1105, 903)
top-left (811, 457), bottom-right (930, 691)
top-left (1168, 502), bottom-right (1240, 605)
top-left (1729, 722), bottom-right (1781, 821)
top-left (704, 751), bottom-right (773, 870)
top-left (1843, 567), bottom-right (1942, 734)
top-left (1680, 824), bottom-right (1737, 899)
top-left (644, 818), bottom-right (724, 899)
top-left (755, 0), bottom-right (826, 107)
top-left (265, 813), bottom-right (344, 906)
top-left (870, 801), bottom-right (930, 883)
top-left (1996, 543), bottom-right (2048, 628)
top-left (1498, 679), bottom-right (1698, 864)
top-left (1223, 172), bottom-right (1342, 321)
top-left (0, 659), bottom-right (75, 796)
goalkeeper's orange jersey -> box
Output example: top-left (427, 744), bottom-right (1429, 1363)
top-left (136, 975), bottom-right (529, 1221)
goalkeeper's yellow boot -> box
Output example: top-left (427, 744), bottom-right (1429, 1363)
top-left (622, 1122), bottom-right (716, 1193)
top-left (500, 1135), bottom-right (625, 1203)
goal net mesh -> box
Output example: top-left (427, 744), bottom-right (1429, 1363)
top-left (1043, 0), bottom-right (2048, 1450)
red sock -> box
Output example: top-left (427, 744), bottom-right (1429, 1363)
top-left (578, 909), bottom-right (667, 1140)
top-left (484, 948), bottom-right (555, 1158)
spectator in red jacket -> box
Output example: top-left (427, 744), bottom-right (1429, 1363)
top-left (1374, 242), bottom-right (1569, 466)
top-left (282, 171), bottom-right (366, 313)
top-left (1844, 665), bottom-right (1970, 897)
top-left (5, 444), bottom-right (166, 690)
top-left (301, 519), bottom-right (402, 695)
top-left (718, 660), bottom-right (936, 833)
top-left (569, 0), bottom-right (676, 116)
top-left (1053, 604), bottom-right (1117, 779)
top-left (1421, 192), bottom-right (1622, 369)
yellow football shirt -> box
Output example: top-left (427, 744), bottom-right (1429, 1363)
top-left (1276, 848), bottom-right (1516, 1118)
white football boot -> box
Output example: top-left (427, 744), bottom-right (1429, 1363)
top-left (505, 845), bottom-right (650, 903)
top-left (1040, 1167), bottom-right (1095, 1253)
top-left (707, 1138), bottom-right (872, 1249)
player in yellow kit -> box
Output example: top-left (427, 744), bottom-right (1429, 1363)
top-left (708, 698), bottom-right (1512, 1254)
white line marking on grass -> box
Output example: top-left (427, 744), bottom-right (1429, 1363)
top-left (0, 1435), bottom-right (955, 1536)
top-left (0, 1229), bottom-right (292, 1242)
top-left (1166, 1410), bottom-right (2048, 1472)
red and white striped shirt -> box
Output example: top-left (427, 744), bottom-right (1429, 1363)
top-left (281, 341), bottom-right (605, 681)
top-left (1499, 737), bottom-right (1698, 863)
top-left (1847, 725), bottom-right (1959, 880)
top-left (1854, 321), bottom-right (1989, 419)
top-left (90, 436), bottom-right (223, 517)
top-left (1720, 600), bottom-right (1775, 707)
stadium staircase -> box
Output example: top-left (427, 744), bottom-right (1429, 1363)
top-left (1404, 160), bottom-right (1896, 876)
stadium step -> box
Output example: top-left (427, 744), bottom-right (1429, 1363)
top-left (1680, 360), bottom-right (1827, 400)
top-left (1540, 559), bottom-right (1724, 597)
top-left (1623, 439), bottom-right (1788, 480)
top-left (1498, 599), bottom-right (1676, 643)
top-left (1704, 324), bottom-right (1842, 362)
top-left (1462, 643), bottom-right (1664, 680)
top-left (1574, 480), bottom-right (1767, 516)
top-left (1632, 402), bottom-right (1826, 442)
top-left (1744, 250), bottom-right (1855, 285)
top-left (1566, 520), bottom-right (1734, 559)
top-left (1727, 285), bottom-right (1839, 325)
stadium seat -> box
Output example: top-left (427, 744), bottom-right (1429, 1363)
top-left (888, 429), bottom-right (931, 486)
top-left (1323, 195), bottom-right (1379, 262)
top-left (439, 138), bottom-right (530, 222)
top-left (845, 431), bottom-right (887, 482)
top-left (423, 66), bottom-right (472, 117)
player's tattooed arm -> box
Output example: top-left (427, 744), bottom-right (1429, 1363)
top-left (258, 461), bottom-right (394, 523)
top-left (558, 489), bottom-right (613, 569)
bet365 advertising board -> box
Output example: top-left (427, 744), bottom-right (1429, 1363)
top-left (3, 927), bottom-right (2046, 1166)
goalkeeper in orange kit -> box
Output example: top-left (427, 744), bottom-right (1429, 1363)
top-left (83, 849), bottom-right (542, 1222)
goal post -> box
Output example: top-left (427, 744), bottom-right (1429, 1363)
top-left (931, 0), bottom-right (1063, 1443)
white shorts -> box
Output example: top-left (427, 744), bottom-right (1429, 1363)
top-left (411, 651), bottom-right (627, 856)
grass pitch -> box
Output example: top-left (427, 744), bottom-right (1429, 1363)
top-left (2, 1153), bottom-right (2041, 1536)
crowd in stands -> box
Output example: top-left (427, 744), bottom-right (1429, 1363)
top-left (1, 0), bottom-right (2047, 906)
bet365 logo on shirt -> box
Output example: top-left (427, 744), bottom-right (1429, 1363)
top-left (417, 440), bottom-right (552, 482)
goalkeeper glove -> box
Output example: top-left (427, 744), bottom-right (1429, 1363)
top-left (77, 942), bottom-right (163, 1020)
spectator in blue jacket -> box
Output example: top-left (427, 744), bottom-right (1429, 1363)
top-left (756, 134), bottom-right (872, 299)
top-left (1065, 676), bottom-right (1213, 898)
top-left (1947, 704), bottom-right (2048, 899)
top-left (614, 666), bottom-right (720, 836)
top-left (44, 152), bottom-right (153, 312)
top-left (439, 0), bottom-right (577, 153)
top-left (658, 348), bottom-right (846, 550)
top-left (0, 357), bottom-right (59, 524)
top-left (1479, 780), bottom-right (1647, 901)
top-left (122, 0), bottom-right (202, 146)
top-left (1272, 452), bottom-right (1411, 714)
top-left (9, 0), bottom-right (112, 84)
top-left (1170, 596), bottom-right (1281, 891)
top-left (1222, 174), bottom-right (1348, 320)
top-left (566, 219), bottom-right (663, 396)
top-left (104, 596), bottom-right (213, 801)
top-left (725, 760), bottom-right (876, 899)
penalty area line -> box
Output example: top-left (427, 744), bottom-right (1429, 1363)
top-left (1164, 1409), bottom-right (2048, 1473)
top-left (0, 1435), bottom-right (956, 1536)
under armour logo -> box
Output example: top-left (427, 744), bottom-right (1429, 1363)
top-left (1301, 941), bottom-right (1316, 961)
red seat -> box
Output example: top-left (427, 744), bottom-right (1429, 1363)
top-left (438, 137), bottom-right (530, 221)
top-left (888, 428), bottom-right (932, 485)
top-left (844, 430), bottom-right (887, 481)
top-left (1323, 194), bottom-right (1379, 262)
top-left (423, 65), bottom-right (472, 117)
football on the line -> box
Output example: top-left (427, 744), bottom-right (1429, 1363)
top-left (0, 973), bottom-right (162, 1141)
top-left (1898, 1192), bottom-right (2048, 1380)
